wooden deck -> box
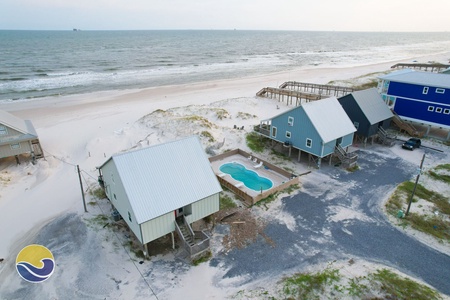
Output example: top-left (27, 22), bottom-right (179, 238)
top-left (256, 87), bottom-right (325, 106)
top-left (391, 63), bottom-right (450, 73)
top-left (279, 81), bottom-right (354, 98)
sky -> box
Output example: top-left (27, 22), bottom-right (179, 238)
top-left (1, 0), bottom-right (450, 32)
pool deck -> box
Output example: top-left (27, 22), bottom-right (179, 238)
top-left (210, 153), bottom-right (291, 197)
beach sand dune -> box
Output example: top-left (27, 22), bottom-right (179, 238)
top-left (1, 52), bottom-right (449, 299)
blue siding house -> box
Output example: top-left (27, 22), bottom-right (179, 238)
top-left (378, 69), bottom-right (450, 135)
top-left (257, 97), bottom-right (357, 168)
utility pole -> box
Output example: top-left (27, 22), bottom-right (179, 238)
top-left (405, 153), bottom-right (425, 216)
top-left (77, 165), bottom-right (88, 213)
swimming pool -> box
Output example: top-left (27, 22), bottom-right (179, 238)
top-left (219, 162), bottom-right (273, 191)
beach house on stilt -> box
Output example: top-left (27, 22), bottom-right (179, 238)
top-left (0, 110), bottom-right (43, 164)
top-left (255, 97), bottom-right (357, 168)
top-left (378, 69), bottom-right (450, 140)
top-left (338, 88), bottom-right (394, 146)
top-left (98, 136), bottom-right (222, 259)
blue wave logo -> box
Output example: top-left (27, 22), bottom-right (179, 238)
top-left (16, 244), bottom-right (55, 283)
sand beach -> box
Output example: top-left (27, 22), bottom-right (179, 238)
top-left (0, 51), bottom-right (450, 299)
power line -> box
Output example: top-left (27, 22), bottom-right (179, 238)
top-left (90, 189), bottom-right (159, 299)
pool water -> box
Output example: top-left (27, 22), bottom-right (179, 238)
top-left (219, 162), bottom-right (273, 191)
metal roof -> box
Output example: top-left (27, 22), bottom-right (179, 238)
top-left (379, 69), bottom-right (450, 89)
top-left (349, 88), bottom-right (393, 125)
top-left (103, 136), bottom-right (222, 224)
top-left (303, 97), bottom-right (356, 143)
top-left (0, 110), bottom-right (38, 137)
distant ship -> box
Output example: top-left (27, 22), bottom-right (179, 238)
top-left (73, 28), bottom-right (81, 31)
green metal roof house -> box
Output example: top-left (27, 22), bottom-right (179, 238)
top-left (257, 97), bottom-right (357, 168)
top-left (98, 136), bottom-right (222, 258)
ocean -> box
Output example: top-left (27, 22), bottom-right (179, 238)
top-left (1, 30), bottom-right (449, 102)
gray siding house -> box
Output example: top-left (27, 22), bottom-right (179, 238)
top-left (98, 136), bottom-right (222, 258)
top-left (258, 97), bottom-right (357, 167)
top-left (338, 88), bottom-right (393, 143)
top-left (0, 110), bottom-right (43, 163)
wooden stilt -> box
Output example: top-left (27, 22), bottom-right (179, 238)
top-left (171, 232), bottom-right (175, 249)
top-left (144, 243), bottom-right (149, 259)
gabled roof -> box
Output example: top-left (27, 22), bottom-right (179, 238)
top-left (303, 97), bottom-right (356, 143)
top-left (348, 88), bottom-right (393, 125)
top-left (100, 136), bottom-right (222, 224)
top-left (379, 69), bottom-right (450, 89)
top-left (0, 110), bottom-right (38, 137)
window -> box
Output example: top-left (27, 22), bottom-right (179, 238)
top-left (271, 126), bottom-right (277, 137)
top-left (353, 122), bottom-right (359, 129)
top-left (285, 131), bottom-right (291, 138)
top-left (10, 143), bottom-right (20, 150)
top-left (0, 126), bottom-right (7, 135)
top-left (436, 88), bottom-right (445, 94)
top-left (444, 108), bottom-right (450, 115)
top-left (428, 106), bottom-right (434, 112)
top-left (111, 174), bottom-right (115, 184)
top-left (423, 87), bottom-right (429, 94)
top-left (128, 211), bottom-right (132, 222)
top-left (113, 193), bottom-right (117, 200)
top-left (288, 116), bottom-right (294, 126)
top-left (436, 107), bottom-right (443, 113)
top-left (306, 138), bottom-right (312, 148)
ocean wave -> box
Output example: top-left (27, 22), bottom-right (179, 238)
top-left (0, 77), bottom-right (27, 81)
top-left (16, 258), bottom-right (55, 282)
top-left (1, 31), bottom-right (449, 101)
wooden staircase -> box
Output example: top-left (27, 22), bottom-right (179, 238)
top-left (31, 139), bottom-right (44, 159)
top-left (377, 127), bottom-right (396, 146)
top-left (177, 219), bottom-right (195, 247)
top-left (174, 216), bottom-right (211, 260)
top-left (391, 111), bottom-right (424, 137)
top-left (334, 144), bottom-right (358, 168)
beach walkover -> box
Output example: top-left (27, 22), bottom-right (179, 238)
top-left (391, 62), bottom-right (450, 73)
top-left (256, 81), bottom-right (354, 106)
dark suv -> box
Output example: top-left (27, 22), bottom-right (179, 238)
top-left (402, 138), bottom-right (421, 150)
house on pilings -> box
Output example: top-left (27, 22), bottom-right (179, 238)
top-left (0, 110), bottom-right (43, 164)
top-left (338, 88), bottom-right (395, 146)
top-left (98, 136), bottom-right (222, 260)
top-left (378, 69), bottom-right (450, 140)
top-left (255, 97), bottom-right (357, 168)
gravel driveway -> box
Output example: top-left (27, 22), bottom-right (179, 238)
top-left (211, 145), bottom-right (450, 295)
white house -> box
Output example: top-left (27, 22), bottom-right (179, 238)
top-left (98, 136), bottom-right (222, 257)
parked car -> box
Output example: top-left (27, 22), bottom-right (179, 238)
top-left (402, 138), bottom-right (421, 150)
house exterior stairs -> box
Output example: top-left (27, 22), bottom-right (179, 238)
top-left (391, 110), bottom-right (424, 137)
top-left (377, 127), bottom-right (396, 147)
top-left (174, 216), bottom-right (211, 260)
top-left (334, 144), bottom-right (358, 168)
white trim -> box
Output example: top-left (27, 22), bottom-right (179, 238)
top-left (428, 106), bottom-right (434, 112)
top-left (436, 107), bottom-right (443, 113)
top-left (271, 126), bottom-right (277, 138)
top-left (444, 108), bottom-right (450, 115)
top-left (10, 142), bottom-right (21, 150)
top-left (436, 88), bottom-right (445, 94)
top-left (287, 116), bottom-right (294, 126)
top-left (285, 131), bottom-right (291, 139)
top-left (422, 87), bottom-right (429, 94)
top-left (306, 138), bottom-right (312, 148)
